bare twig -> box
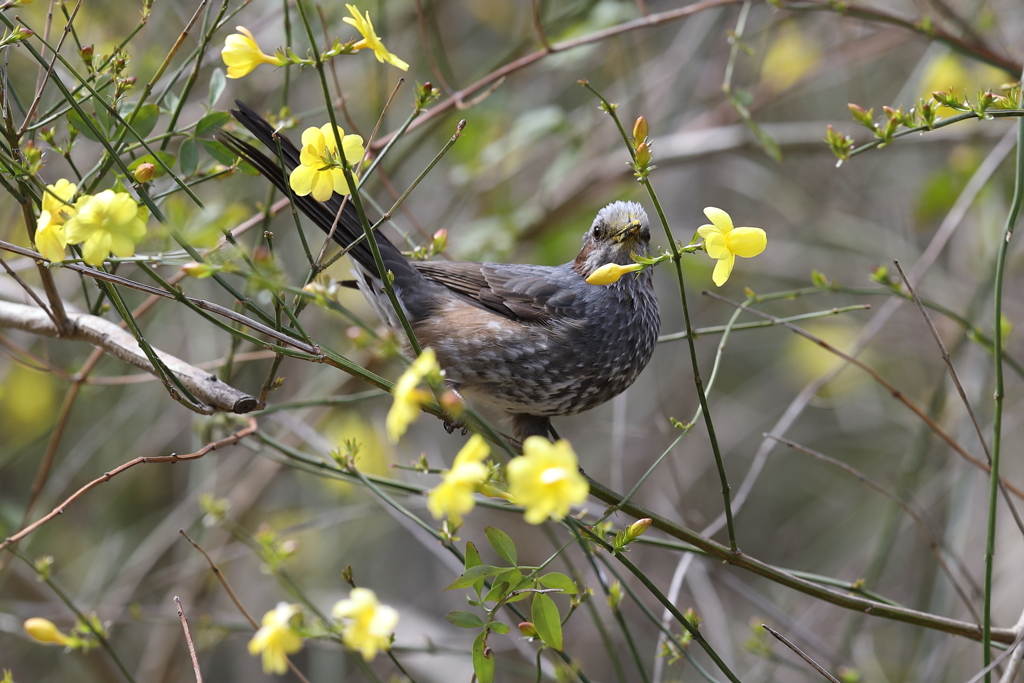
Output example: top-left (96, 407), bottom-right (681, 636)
top-left (174, 596), bottom-right (204, 683)
top-left (703, 291), bottom-right (1024, 501)
top-left (762, 625), bottom-right (841, 683)
top-left (179, 530), bottom-right (313, 683)
top-left (766, 434), bottom-right (981, 624)
top-left (0, 419), bottom-right (257, 552)
top-left (998, 609), bottom-right (1024, 683)
top-left (0, 301), bottom-right (257, 413)
top-left (892, 259), bottom-right (1024, 538)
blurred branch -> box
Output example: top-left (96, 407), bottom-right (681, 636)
top-left (372, 0), bottom-right (744, 151)
top-left (174, 596), bottom-right (204, 683)
top-left (0, 418), bottom-right (257, 552)
top-left (703, 291), bottom-right (1024, 501)
top-left (775, 0), bottom-right (1022, 75)
top-left (0, 300), bottom-right (257, 414)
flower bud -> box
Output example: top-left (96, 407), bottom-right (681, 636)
top-left (586, 262), bottom-right (643, 286)
top-left (632, 116), bottom-right (648, 144)
top-left (607, 580), bottom-right (623, 609)
top-left (80, 45), bottom-right (94, 64)
top-left (24, 618), bottom-right (70, 646)
top-left (181, 261), bottom-right (216, 278)
top-left (625, 517), bottom-right (651, 542)
top-left (133, 162), bottom-right (155, 183)
top-left (431, 228), bottom-right (448, 253)
top-left (518, 621), bottom-right (538, 638)
top-left (634, 142), bottom-right (652, 168)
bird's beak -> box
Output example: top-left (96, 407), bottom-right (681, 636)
top-left (613, 219), bottom-right (643, 243)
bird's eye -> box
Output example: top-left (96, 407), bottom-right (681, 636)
top-left (592, 225), bottom-right (603, 238)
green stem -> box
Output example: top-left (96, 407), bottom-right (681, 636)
top-left (580, 80), bottom-right (738, 552)
top-left (983, 91), bottom-right (1024, 683)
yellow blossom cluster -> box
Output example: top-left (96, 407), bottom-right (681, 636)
top-left (34, 180), bottom-right (148, 266)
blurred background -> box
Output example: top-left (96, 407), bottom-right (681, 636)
top-left (2, 0), bottom-right (1023, 681)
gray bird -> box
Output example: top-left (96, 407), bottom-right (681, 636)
top-left (221, 101), bottom-right (660, 441)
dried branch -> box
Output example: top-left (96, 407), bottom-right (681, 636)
top-left (0, 418), bottom-right (257, 551)
top-left (174, 596), bottom-right (204, 683)
top-left (0, 300), bottom-right (256, 414)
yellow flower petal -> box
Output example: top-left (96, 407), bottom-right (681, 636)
top-left (712, 253), bottom-right (735, 287)
top-left (24, 617), bottom-right (70, 646)
top-left (507, 437), bottom-right (588, 524)
top-left (35, 211), bottom-right (67, 262)
top-left (289, 163), bottom-right (316, 196)
top-left (386, 349), bottom-right (439, 442)
top-left (221, 26), bottom-right (284, 79)
top-left (726, 227), bottom-right (767, 258)
top-left (41, 179), bottom-right (77, 224)
top-left (248, 603), bottom-right (303, 675)
top-left (702, 231), bottom-right (728, 260)
top-left (332, 588), bottom-right (399, 661)
top-left (702, 207), bottom-right (733, 233)
top-left (343, 4), bottom-right (410, 71)
top-left (427, 435), bottom-right (491, 524)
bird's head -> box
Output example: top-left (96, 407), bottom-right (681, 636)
top-left (573, 201), bottom-right (651, 278)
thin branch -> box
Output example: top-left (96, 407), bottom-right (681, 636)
top-left (892, 259), bottom-right (1024, 538)
top-left (174, 596), bottom-right (204, 683)
top-left (702, 291), bottom-right (1024, 501)
top-left (0, 419), bottom-right (257, 552)
top-left (179, 530), bottom-right (313, 683)
top-left (762, 625), bottom-right (841, 683)
top-left (0, 301), bottom-right (257, 414)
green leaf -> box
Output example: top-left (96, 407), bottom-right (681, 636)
top-left (93, 103), bottom-right (111, 133)
top-left (482, 581), bottom-right (510, 603)
top-left (446, 565), bottom-right (504, 590)
top-left (538, 572), bottom-right (578, 595)
top-left (484, 526), bottom-right (517, 566)
top-left (472, 631), bottom-right (495, 683)
top-left (179, 137), bottom-right (198, 176)
top-left (200, 139), bottom-right (238, 166)
top-left (130, 104), bottom-right (160, 140)
top-left (67, 109), bottom-right (101, 141)
top-left (446, 611), bottom-right (484, 629)
top-left (196, 111), bottom-right (232, 137)
top-left (127, 151), bottom-right (176, 178)
top-left (531, 593), bottom-right (562, 651)
top-left (490, 621), bottom-right (511, 635)
top-left (208, 68), bottom-right (226, 109)
top-left (465, 541), bottom-right (482, 569)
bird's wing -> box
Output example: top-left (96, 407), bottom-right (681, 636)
top-left (412, 261), bottom-right (581, 322)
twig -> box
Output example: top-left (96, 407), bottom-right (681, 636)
top-left (761, 625), bottom-right (841, 683)
top-left (998, 608), bottom-right (1024, 683)
top-left (174, 596), bottom-right (204, 683)
top-left (0, 418), bottom-right (257, 551)
top-left (702, 291), bottom-right (1024, 501)
top-left (892, 259), bottom-right (1024, 538)
top-left (0, 301), bottom-right (257, 413)
top-left (766, 434), bottom-right (981, 624)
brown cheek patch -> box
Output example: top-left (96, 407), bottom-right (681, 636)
top-left (573, 240), bottom-right (595, 276)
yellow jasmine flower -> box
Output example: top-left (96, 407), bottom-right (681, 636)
top-left (24, 618), bottom-right (70, 646)
top-left (427, 434), bottom-right (490, 525)
top-left (221, 26), bottom-right (286, 79)
top-left (288, 123), bottom-right (366, 202)
top-left (41, 178), bottom-right (77, 224)
top-left (35, 210), bottom-right (67, 263)
top-left (331, 588), bottom-right (399, 661)
top-left (697, 207), bottom-right (767, 287)
top-left (247, 603), bottom-right (303, 675)
top-left (343, 4), bottom-right (409, 71)
top-left (507, 437), bottom-right (589, 524)
top-left (386, 348), bottom-right (438, 442)
top-left (64, 190), bottom-right (148, 266)
top-left (586, 262), bottom-right (643, 286)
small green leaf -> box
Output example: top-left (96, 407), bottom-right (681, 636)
top-left (200, 139), bottom-right (238, 165)
top-left (531, 593), bottom-right (562, 651)
top-left (483, 581), bottom-right (510, 603)
top-left (538, 572), bottom-right (578, 594)
top-left (208, 68), bottom-right (227, 109)
top-left (67, 109), bottom-right (101, 141)
top-left (490, 621), bottom-right (510, 635)
top-left (130, 104), bottom-right (160, 140)
top-left (179, 137), bottom-right (198, 176)
top-left (484, 526), bottom-right (517, 566)
top-left (196, 111), bottom-right (232, 137)
top-left (472, 631), bottom-right (495, 683)
top-left (446, 611), bottom-right (484, 629)
top-left (446, 565), bottom-right (504, 590)
top-left (93, 103), bottom-right (111, 133)
top-left (465, 541), bottom-right (482, 569)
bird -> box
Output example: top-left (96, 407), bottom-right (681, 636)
top-left (219, 101), bottom-right (660, 442)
